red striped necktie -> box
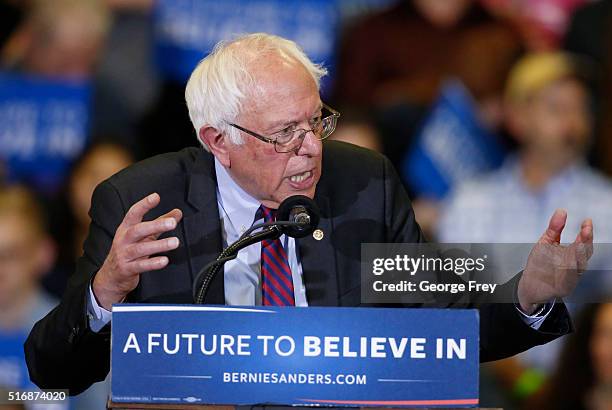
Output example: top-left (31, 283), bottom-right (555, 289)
top-left (260, 205), bottom-right (296, 306)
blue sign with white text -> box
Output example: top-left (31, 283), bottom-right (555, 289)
top-left (153, 0), bottom-right (339, 93)
top-left (111, 305), bottom-right (479, 407)
top-left (402, 80), bottom-right (506, 199)
top-left (0, 330), bottom-right (31, 388)
top-left (0, 72), bottom-right (91, 194)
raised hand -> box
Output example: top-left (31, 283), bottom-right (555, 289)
top-left (92, 193), bottom-right (183, 310)
top-left (518, 209), bottom-right (593, 314)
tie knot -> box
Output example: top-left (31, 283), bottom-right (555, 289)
top-left (259, 205), bottom-right (277, 223)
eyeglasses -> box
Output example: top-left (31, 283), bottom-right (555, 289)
top-left (228, 103), bottom-right (340, 153)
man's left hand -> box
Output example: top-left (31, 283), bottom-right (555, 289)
top-left (518, 209), bottom-right (593, 314)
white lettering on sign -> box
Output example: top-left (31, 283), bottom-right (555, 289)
top-left (121, 333), bottom-right (469, 361)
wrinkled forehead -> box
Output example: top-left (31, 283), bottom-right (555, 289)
top-left (239, 55), bottom-right (320, 121)
top-left (247, 52), bottom-right (312, 95)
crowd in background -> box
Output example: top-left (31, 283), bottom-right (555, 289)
top-left (1, 0), bottom-right (612, 409)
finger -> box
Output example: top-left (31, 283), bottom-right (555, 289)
top-left (123, 193), bottom-right (160, 227)
top-left (124, 237), bottom-right (180, 262)
top-left (574, 218), bottom-right (593, 245)
top-left (574, 219), bottom-right (594, 272)
top-left (125, 217), bottom-right (177, 243)
top-left (144, 209), bottom-right (184, 241)
top-left (539, 208), bottom-right (567, 244)
top-left (125, 256), bottom-right (169, 274)
top-left (159, 208), bottom-right (183, 225)
top-left (574, 243), bottom-right (592, 272)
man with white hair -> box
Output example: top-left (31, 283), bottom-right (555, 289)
top-left (26, 33), bottom-right (592, 395)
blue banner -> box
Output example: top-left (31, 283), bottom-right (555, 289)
top-left (401, 80), bottom-right (506, 199)
top-left (111, 305), bottom-right (479, 407)
top-left (0, 72), bottom-right (91, 194)
top-left (0, 330), bottom-right (31, 388)
top-left (153, 0), bottom-right (339, 93)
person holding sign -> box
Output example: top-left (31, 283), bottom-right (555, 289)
top-left (25, 33), bottom-right (592, 395)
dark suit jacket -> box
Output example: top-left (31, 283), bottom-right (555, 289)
top-left (25, 141), bottom-right (572, 395)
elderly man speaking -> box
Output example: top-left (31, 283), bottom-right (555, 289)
top-left (25, 33), bottom-right (592, 395)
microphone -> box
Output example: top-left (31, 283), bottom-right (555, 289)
top-left (276, 195), bottom-right (320, 238)
top-left (192, 195), bottom-right (320, 304)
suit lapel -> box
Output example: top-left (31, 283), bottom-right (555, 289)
top-left (182, 149), bottom-right (225, 304)
top-left (181, 149), bottom-right (340, 306)
top-left (298, 193), bottom-right (339, 306)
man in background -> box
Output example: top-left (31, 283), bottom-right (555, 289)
top-left (2, 0), bottom-right (110, 79)
top-left (438, 52), bottom-right (612, 251)
top-left (437, 51), bottom-right (612, 404)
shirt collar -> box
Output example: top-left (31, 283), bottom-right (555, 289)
top-left (215, 158), bottom-right (262, 232)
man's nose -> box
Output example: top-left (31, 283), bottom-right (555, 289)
top-left (295, 129), bottom-right (322, 156)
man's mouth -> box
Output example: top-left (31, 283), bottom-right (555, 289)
top-left (289, 170), bottom-right (312, 183)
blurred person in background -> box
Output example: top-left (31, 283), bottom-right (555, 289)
top-left (438, 51), bottom-right (612, 245)
top-left (0, 186), bottom-right (57, 391)
top-left (91, 0), bottom-right (159, 144)
top-left (483, 0), bottom-right (586, 51)
top-left (564, 0), bottom-right (612, 179)
top-left (2, 0), bottom-right (110, 80)
top-left (527, 303), bottom-right (612, 410)
top-left (327, 108), bottom-right (382, 152)
top-left (44, 142), bottom-right (133, 299)
top-left (437, 51), bottom-right (612, 407)
top-left (0, 185), bottom-right (56, 341)
top-left (0, 185), bottom-right (108, 408)
top-left (333, 0), bottom-right (522, 168)
top-left (68, 142), bottom-right (133, 259)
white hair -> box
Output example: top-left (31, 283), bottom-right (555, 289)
top-left (185, 33), bottom-right (328, 150)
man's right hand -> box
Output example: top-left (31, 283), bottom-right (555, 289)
top-left (92, 193), bottom-right (183, 310)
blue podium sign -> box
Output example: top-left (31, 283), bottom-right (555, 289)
top-left (111, 305), bottom-right (478, 407)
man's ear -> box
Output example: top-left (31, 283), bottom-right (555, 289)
top-left (199, 126), bottom-right (231, 167)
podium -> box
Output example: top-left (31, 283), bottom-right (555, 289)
top-left (107, 404), bottom-right (502, 410)
top-left (109, 305), bottom-right (480, 408)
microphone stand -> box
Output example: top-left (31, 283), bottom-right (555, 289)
top-left (192, 222), bottom-right (304, 304)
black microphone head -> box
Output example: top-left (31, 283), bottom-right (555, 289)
top-left (277, 195), bottom-right (320, 238)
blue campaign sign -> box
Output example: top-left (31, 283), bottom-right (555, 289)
top-left (0, 72), bottom-right (91, 194)
top-left (0, 330), bottom-right (31, 388)
top-left (401, 80), bottom-right (506, 199)
top-left (111, 305), bottom-right (479, 407)
top-left (153, 0), bottom-right (339, 92)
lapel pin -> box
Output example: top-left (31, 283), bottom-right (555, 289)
top-left (313, 229), bottom-right (324, 241)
